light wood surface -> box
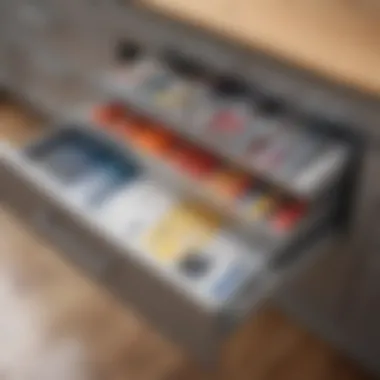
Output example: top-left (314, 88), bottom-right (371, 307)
top-left (0, 102), bottom-right (374, 379)
top-left (142, 0), bottom-right (380, 98)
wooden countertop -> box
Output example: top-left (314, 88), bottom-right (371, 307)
top-left (142, 0), bottom-right (380, 98)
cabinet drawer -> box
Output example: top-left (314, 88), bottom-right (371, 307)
top-left (0, 126), bottom-right (342, 361)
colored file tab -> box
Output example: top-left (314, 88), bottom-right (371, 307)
top-left (246, 195), bottom-right (277, 221)
top-left (271, 201), bottom-right (307, 233)
top-left (208, 107), bottom-right (248, 134)
top-left (167, 145), bottom-right (218, 178)
top-left (239, 183), bottom-right (278, 221)
top-left (207, 168), bottom-right (251, 200)
top-left (92, 102), bottom-right (127, 127)
top-left (130, 125), bottom-right (177, 156)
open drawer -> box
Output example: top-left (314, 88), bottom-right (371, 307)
top-left (97, 41), bottom-right (353, 202)
top-left (0, 125), bottom-right (344, 362)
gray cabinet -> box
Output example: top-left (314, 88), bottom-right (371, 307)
top-left (1, 1), bottom-right (380, 371)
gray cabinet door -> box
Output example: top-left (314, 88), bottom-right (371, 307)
top-left (337, 147), bottom-right (380, 373)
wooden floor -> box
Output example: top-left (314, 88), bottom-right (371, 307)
top-left (0, 101), bottom-right (374, 379)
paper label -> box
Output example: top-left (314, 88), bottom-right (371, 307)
top-left (141, 203), bottom-right (221, 262)
top-left (96, 179), bottom-right (176, 245)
